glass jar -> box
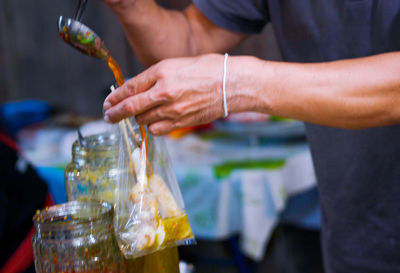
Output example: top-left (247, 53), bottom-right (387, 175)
top-left (32, 201), bottom-right (125, 273)
top-left (65, 133), bottom-right (119, 203)
top-left (64, 132), bottom-right (180, 273)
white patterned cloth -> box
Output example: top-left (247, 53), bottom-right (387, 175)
top-left (166, 133), bottom-right (316, 260)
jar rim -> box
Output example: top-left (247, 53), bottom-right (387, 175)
top-left (72, 132), bottom-right (119, 152)
top-left (33, 200), bottom-right (113, 225)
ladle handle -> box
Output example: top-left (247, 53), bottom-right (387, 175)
top-left (74, 0), bottom-right (88, 21)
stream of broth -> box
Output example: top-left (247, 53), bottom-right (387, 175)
top-left (107, 56), bottom-right (148, 152)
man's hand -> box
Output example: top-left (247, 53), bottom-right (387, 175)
top-left (104, 54), bottom-right (236, 135)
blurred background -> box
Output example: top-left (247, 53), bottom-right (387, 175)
top-left (0, 0), bottom-right (324, 272)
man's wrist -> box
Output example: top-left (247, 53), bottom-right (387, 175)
top-left (227, 56), bottom-right (277, 115)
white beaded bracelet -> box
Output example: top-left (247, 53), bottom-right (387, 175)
top-left (222, 53), bottom-right (229, 118)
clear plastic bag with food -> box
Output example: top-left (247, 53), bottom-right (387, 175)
top-left (114, 117), bottom-right (194, 258)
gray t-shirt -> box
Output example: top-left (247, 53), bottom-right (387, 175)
top-left (193, 0), bottom-right (400, 272)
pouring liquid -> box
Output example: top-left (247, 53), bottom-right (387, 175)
top-left (107, 56), bottom-right (148, 152)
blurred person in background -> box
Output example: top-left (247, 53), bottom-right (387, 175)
top-left (101, 1), bottom-right (400, 272)
top-left (0, 117), bottom-right (53, 273)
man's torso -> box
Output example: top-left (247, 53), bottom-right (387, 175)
top-left (193, 0), bottom-right (400, 272)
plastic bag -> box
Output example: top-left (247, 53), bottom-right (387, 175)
top-left (114, 117), bottom-right (194, 258)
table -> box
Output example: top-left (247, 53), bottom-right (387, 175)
top-left (165, 126), bottom-right (317, 260)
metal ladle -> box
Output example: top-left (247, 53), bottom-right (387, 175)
top-left (57, 16), bottom-right (110, 61)
top-left (58, 1), bottom-right (111, 148)
top-left (58, 16), bottom-right (112, 148)
top-left (57, 17), bottom-right (112, 147)
top-left (57, 0), bottom-right (110, 60)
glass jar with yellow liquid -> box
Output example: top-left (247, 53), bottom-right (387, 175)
top-left (64, 132), bottom-right (179, 273)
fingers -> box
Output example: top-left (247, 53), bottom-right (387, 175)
top-left (135, 103), bottom-right (185, 125)
top-left (148, 120), bottom-right (175, 135)
top-left (104, 88), bottom-right (163, 123)
top-left (103, 65), bottom-right (158, 111)
top-left (147, 113), bottom-right (207, 135)
top-left (135, 99), bottom-right (219, 134)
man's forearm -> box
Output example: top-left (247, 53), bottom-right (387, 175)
top-left (232, 52), bottom-right (400, 129)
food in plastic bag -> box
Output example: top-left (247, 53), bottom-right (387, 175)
top-left (115, 118), bottom-right (194, 258)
